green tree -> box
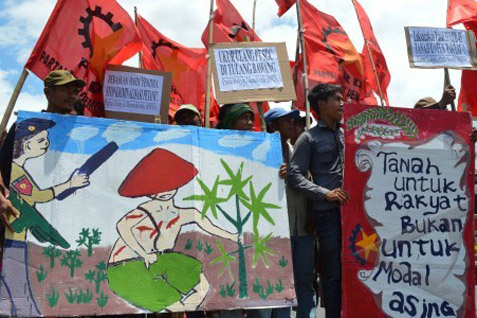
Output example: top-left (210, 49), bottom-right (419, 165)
top-left (60, 249), bottom-right (83, 277)
top-left (42, 245), bottom-right (62, 268)
top-left (76, 228), bottom-right (101, 257)
top-left (185, 160), bottom-right (279, 298)
top-left (85, 261), bottom-right (108, 293)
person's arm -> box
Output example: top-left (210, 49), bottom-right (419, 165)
top-left (0, 178), bottom-right (18, 231)
top-left (287, 133), bottom-right (330, 200)
top-left (182, 208), bottom-right (237, 241)
top-left (437, 85), bottom-right (456, 109)
top-left (52, 170), bottom-right (89, 197)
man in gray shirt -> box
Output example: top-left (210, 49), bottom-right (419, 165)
top-left (287, 83), bottom-right (349, 318)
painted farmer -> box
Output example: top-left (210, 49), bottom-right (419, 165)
top-left (0, 118), bottom-right (90, 316)
top-left (107, 148), bottom-right (237, 312)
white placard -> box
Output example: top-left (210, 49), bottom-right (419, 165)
top-left (214, 47), bottom-right (283, 92)
top-left (103, 70), bottom-right (164, 116)
top-left (406, 27), bottom-right (473, 68)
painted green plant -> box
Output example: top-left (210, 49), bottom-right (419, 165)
top-left (64, 288), bottom-right (76, 304)
top-left (85, 261), bottom-right (108, 293)
top-left (219, 285), bottom-right (227, 298)
top-left (252, 278), bottom-right (274, 299)
top-left (46, 288), bottom-right (60, 307)
top-left (64, 288), bottom-right (94, 304)
top-left (60, 249), bottom-right (83, 277)
top-left (185, 239), bottom-right (193, 250)
top-left (278, 256), bottom-right (288, 268)
top-left (42, 245), bottom-right (62, 268)
top-left (226, 281), bottom-right (236, 297)
top-left (275, 279), bottom-right (284, 293)
top-left (185, 159), bottom-right (279, 299)
top-left (35, 265), bottom-right (47, 283)
top-left (97, 291), bottom-right (109, 309)
top-left (77, 228), bottom-right (101, 257)
top-left (205, 241), bottom-right (213, 255)
top-left (196, 239), bottom-right (203, 252)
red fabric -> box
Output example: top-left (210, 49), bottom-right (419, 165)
top-left (275, 0), bottom-right (296, 17)
top-left (201, 0), bottom-right (261, 46)
top-left (447, 0), bottom-right (477, 27)
top-left (137, 15), bottom-right (219, 124)
top-left (25, 0), bottom-right (141, 117)
top-left (119, 148), bottom-right (198, 197)
top-left (352, 0), bottom-right (390, 106)
top-left (458, 22), bottom-right (477, 115)
top-left (201, 0), bottom-right (269, 131)
top-left (294, 0), bottom-right (366, 110)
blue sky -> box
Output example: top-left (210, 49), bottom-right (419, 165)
top-left (0, 0), bottom-right (465, 127)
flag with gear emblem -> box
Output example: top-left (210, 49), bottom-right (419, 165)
top-left (136, 15), bottom-right (219, 125)
top-left (25, 0), bottom-right (142, 117)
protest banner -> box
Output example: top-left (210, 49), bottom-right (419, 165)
top-left (405, 26), bottom-right (477, 69)
top-left (0, 111), bottom-right (295, 317)
top-left (211, 42), bottom-right (296, 104)
top-left (103, 65), bottom-right (172, 123)
top-left (342, 104), bottom-right (475, 318)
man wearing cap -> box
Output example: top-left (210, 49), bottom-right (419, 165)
top-left (174, 104), bottom-right (202, 126)
top-left (265, 108), bottom-right (316, 318)
top-left (0, 70), bottom-right (87, 316)
top-left (414, 85), bottom-right (456, 110)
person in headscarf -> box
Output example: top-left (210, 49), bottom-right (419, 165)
top-left (216, 103), bottom-right (254, 131)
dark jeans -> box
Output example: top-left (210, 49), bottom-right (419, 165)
top-left (314, 208), bottom-right (341, 318)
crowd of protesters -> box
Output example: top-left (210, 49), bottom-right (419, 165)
top-left (0, 70), bottom-right (475, 318)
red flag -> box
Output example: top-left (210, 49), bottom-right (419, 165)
top-left (295, 0), bottom-right (366, 109)
top-left (201, 0), bottom-right (261, 47)
top-left (447, 0), bottom-right (477, 27)
top-left (136, 15), bottom-right (219, 124)
top-left (458, 22), bottom-right (477, 115)
top-left (25, 0), bottom-right (141, 117)
top-left (201, 0), bottom-right (268, 130)
top-left (275, 0), bottom-right (296, 17)
top-left (352, 0), bottom-right (390, 105)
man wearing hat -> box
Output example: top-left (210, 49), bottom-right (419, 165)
top-left (264, 107), bottom-right (316, 318)
top-left (174, 104), bottom-right (202, 126)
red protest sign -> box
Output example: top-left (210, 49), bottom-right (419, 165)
top-left (342, 104), bottom-right (475, 317)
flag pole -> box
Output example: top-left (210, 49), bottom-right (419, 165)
top-left (0, 68), bottom-right (29, 138)
top-left (444, 0), bottom-right (456, 111)
top-left (252, 0), bottom-right (258, 31)
top-left (134, 7), bottom-right (143, 69)
top-left (351, 0), bottom-right (385, 106)
top-left (204, 0), bottom-right (215, 128)
top-left (295, 0), bottom-right (311, 129)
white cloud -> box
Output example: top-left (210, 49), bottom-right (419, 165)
top-left (252, 138), bottom-right (271, 161)
top-left (154, 129), bottom-right (191, 142)
top-left (218, 134), bottom-right (256, 148)
top-left (103, 122), bottom-right (143, 146)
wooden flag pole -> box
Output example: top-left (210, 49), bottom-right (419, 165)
top-left (351, 0), bottom-right (385, 106)
top-left (252, 0), bottom-right (258, 31)
top-left (295, 0), bottom-right (311, 129)
top-left (134, 7), bottom-right (143, 69)
top-left (0, 68), bottom-right (29, 137)
top-left (204, 0), bottom-right (215, 128)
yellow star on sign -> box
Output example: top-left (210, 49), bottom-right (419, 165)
top-left (355, 230), bottom-right (378, 260)
top-left (90, 28), bottom-right (125, 81)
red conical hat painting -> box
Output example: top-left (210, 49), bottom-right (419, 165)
top-left (119, 148), bottom-right (198, 197)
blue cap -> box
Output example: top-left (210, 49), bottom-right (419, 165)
top-left (264, 108), bottom-right (299, 126)
top-left (15, 118), bottom-right (56, 141)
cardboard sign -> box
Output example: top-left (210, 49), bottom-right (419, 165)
top-left (0, 111), bottom-right (295, 317)
top-left (342, 105), bottom-right (475, 318)
top-left (211, 42), bottom-right (296, 104)
top-left (405, 26), bottom-right (477, 69)
top-left (103, 65), bottom-right (172, 123)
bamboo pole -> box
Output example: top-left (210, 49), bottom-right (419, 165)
top-left (134, 7), bottom-right (143, 69)
top-left (444, 0), bottom-right (456, 111)
top-left (204, 0), bottom-right (215, 128)
top-left (295, 0), bottom-right (311, 129)
top-left (0, 68), bottom-right (29, 138)
top-left (351, 0), bottom-right (385, 106)
top-left (252, 0), bottom-right (258, 31)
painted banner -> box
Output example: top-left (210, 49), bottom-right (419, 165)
top-left (405, 27), bottom-right (476, 69)
top-left (0, 111), bottom-right (295, 317)
top-left (342, 105), bottom-right (475, 318)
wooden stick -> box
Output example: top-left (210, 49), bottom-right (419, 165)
top-left (295, 0), bottom-right (311, 129)
top-left (204, 0), bottom-right (215, 128)
top-left (256, 101), bottom-right (266, 132)
top-left (134, 7), bottom-right (143, 69)
top-left (252, 0), bottom-right (258, 32)
top-left (351, 0), bottom-right (385, 106)
top-left (444, 68), bottom-right (456, 111)
top-left (0, 68), bottom-right (28, 136)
